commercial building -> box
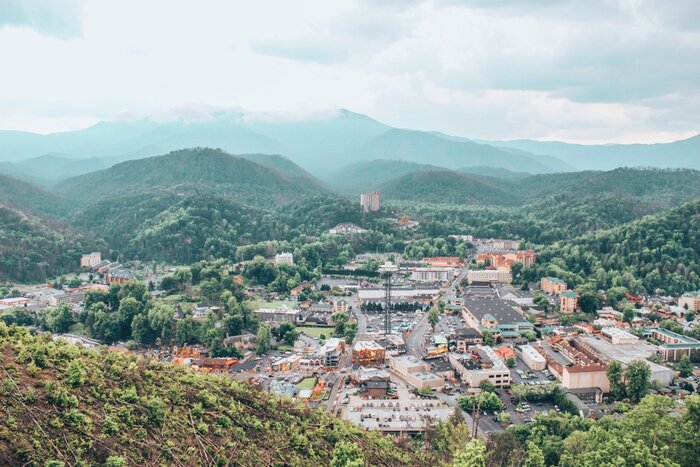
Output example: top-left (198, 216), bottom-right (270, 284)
top-left (253, 306), bottom-right (300, 325)
top-left (678, 291), bottom-right (700, 312)
top-left (455, 327), bottom-right (483, 352)
top-left (80, 252), bottom-right (102, 268)
top-left (360, 192), bottom-right (381, 212)
top-left (0, 297), bottom-right (30, 308)
top-left (542, 336), bottom-right (609, 393)
top-left (476, 238), bottom-right (522, 250)
top-left (461, 296), bottom-right (534, 338)
top-left (328, 223), bottom-right (367, 235)
top-left (422, 256), bottom-right (463, 268)
top-left (601, 328), bottom-right (639, 345)
top-left (352, 341), bottom-right (386, 366)
top-left (581, 334), bottom-right (675, 387)
top-left (560, 291), bottom-right (579, 313)
top-left (467, 269), bottom-right (512, 284)
top-left (518, 344), bottom-right (547, 371)
top-left (648, 328), bottom-right (700, 361)
top-left (358, 286), bottom-right (439, 302)
top-left (448, 345), bottom-right (511, 388)
top-left (274, 252), bottom-right (294, 266)
top-left (541, 277), bottom-right (568, 295)
top-left (410, 267), bottom-right (453, 282)
top-left (475, 251), bottom-right (537, 271)
top-left (388, 355), bottom-right (444, 390)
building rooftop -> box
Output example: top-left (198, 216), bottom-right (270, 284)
top-left (463, 296), bottom-right (524, 325)
top-left (353, 340), bottom-right (385, 352)
top-left (561, 291), bottom-right (579, 298)
top-left (543, 277), bottom-right (566, 284)
top-left (519, 344), bottom-right (546, 363)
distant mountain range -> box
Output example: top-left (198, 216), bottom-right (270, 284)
top-left (4, 108), bottom-right (696, 183)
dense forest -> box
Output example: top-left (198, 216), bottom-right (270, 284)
top-left (1, 148), bottom-right (700, 296)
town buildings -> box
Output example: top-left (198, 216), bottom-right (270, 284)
top-left (274, 252), bottom-right (294, 266)
top-left (80, 252), bottom-right (102, 268)
top-left (560, 291), bottom-right (579, 313)
top-left (541, 277), bottom-right (568, 295)
top-left (422, 256), bottom-right (463, 268)
top-left (461, 296), bottom-right (534, 338)
top-left (360, 191), bottom-right (381, 212)
top-left (647, 328), bottom-right (700, 361)
top-left (476, 251), bottom-right (537, 271)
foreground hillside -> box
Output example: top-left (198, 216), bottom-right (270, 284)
top-left (0, 325), bottom-right (425, 466)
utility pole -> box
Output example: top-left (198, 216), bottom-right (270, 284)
top-left (378, 261), bottom-right (398, 336)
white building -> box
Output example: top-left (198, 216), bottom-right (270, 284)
top-left (518, 344), bottom-right (547, 371)
top-left (329, 223), bottom-right (367, 235)
top-left (80, 252), bottom-right (102, 268)
top-left (467, 269), bottom-right (512, 284)
top-left (274, 252), bottom-right (294, 266)
top-left (388, 355), bottom-right (444, 390)
top-left (410, 267), bottom-right (454, 283)
top-left (601, 327), bottom-right (639, 345)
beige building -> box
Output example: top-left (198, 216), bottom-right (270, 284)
top-left (80, 252), bottom-right (102, 268)
top-left (541, 277), bottom-right (568, 295)
top-left (448, 346), bottom-right (511, 388)
top-left (274, 252), bottom-right (293, 266)
top-left (560, 291), bottom-right (579, 313)
top-left (518, 344), bottom-right (547, 371)
top-left (467, 269), bottom-right (512, 284)
top-left (388, 355), bottom-right (444, 390)
top-left (253, 306), bottom-right (299, 324)
top-left (410, 267), bottom-right (453, 282)
top-left (678, 291), bottom-right (700, 312)
top-left (360, 192), bottom-right (381, 212)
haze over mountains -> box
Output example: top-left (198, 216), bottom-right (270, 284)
top-left (2, 109), bottom-right (699, 186)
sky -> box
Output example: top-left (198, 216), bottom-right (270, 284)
top-left (0, 0), bottom-right (699, 143)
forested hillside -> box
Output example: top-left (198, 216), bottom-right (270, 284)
top-left (55, 148), bottom-right (326, 208)
top-left (381, 170), bottom-right (516, 205)
top-left (0, 205), bottom-right (105, 283)
top-left (0, 324), bottom-right (423, 466)
top-left (0, 174), bottom-right (70, 217)
top-left (531, 199), bottom-right (700, 295)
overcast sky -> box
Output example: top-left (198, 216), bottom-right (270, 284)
top-left (1, 0), bottom-right (699, 143)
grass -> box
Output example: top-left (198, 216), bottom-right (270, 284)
top-left (297, 326), bottom-right (334, 338)
top-left (296, 377), bottom-right (317, 391)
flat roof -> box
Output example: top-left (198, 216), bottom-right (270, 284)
top-left (464, 296), bottom-right (525, 325)
top-left (353, 340), bottom-right (385, 351)
top-left (520, 344), bottom-right (546, 363)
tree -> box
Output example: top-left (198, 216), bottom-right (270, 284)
top-left (622, 306), bottom-right (636, 324)
top-left (46, 303), bottom-right (75, 334)
top-left (677, 354), bottom-right (693, 377)
top-left (428, 307), bottom-right (440, 331)
top-left (256, 324), bottom-right (271, 355)
top-left (459, 391), bottom-right (503, 412)
top-left (479, 380), bottom-right (496, 393)
top-left (482, 330), bottom-right (495, 346)
top-left (524, 442), bottom-right (545, 467)
top-left (685, 310), bottom-right (696, 322)
top-left (506, 356), bottom-right (517, 368)
top-left (330, 441), bottom-right (364, 467)
top-left (607, 360), bottom-right (626, 400)
top-left (452, 439), bottom-right (486, 467)
top-left (533, 293), bottom-right (549, 312)
top-left (625, 360), bottom-right (651, 402)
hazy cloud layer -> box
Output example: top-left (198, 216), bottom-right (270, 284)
top-left (0, 0), bottom-right (698, 143)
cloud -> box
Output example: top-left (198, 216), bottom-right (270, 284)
top-left (0, 0), bottom-right (83, 38)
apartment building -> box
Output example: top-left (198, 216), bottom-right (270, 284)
top-left (541, 277), bottom-right (568, 295)
top-left (360, 192), bottom-right (381, 212)
top-left (560, 291), bottom-right (579, 313)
